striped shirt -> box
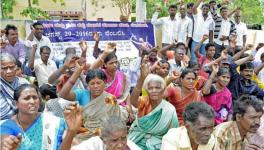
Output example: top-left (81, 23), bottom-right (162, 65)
top-left (214, 121), bottom-right (249, 150)
top-left (0, 77), bottom-right (29, 120)
top-left (210, 7), bottom-right (236, 45)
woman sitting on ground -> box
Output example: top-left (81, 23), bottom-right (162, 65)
top-left (59, 60), bottom-right (128, 141)
top-left (0, 84), bottom-right (82, 150)
top-left (164, 68), bottom-right (202, 125)
top-left (202, 64), bottom-right (232, 125)
top-left (128, 58), bottom-right (179, 150)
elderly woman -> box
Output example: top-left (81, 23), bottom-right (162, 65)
top-left (71, 116), bottom-right (141, 150)
top-left (0, 84), bottom-right (82, 150)
top-left (128, 60), bottom-right (179, 150)
top-left (59, 60), bottom-right (128, 141)
top-left (0, 53), bottom-right (29, 120)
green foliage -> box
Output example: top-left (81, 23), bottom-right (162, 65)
top-left (20, 0), bottom-right (65, 20)
top-left (135, 0), bottom-right (264, 24)
top-left (1, 0), bottom-right (16, 19)
top-left (145, 0), bottom-right (177, 19)
top-left (20, 7), bottom-right (50, 20)
top-left (1, 0), bottom-right (65, 20)
top-left (231, 0), bottom-right (264, 24)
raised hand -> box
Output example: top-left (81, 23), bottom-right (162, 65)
top-left (140, 55), bottom-right (150, 79)
top-left (212, 63), bottom-right (219, 74)
top-left (64, 56), bottom-right (79, 68)
top-left (104, 42), bottom-right (116, 54)
top-left (156, 5), bottom-right (162, 12)
top-left (256, 43), bottom-right (264, 50)
top-left (75, 58), bottom-right (87, 71)
top-left (245, 44), bottom-right (254, 50)
top-left (223, 0), bottom-right (230, 5)
top-left (63, 103), bottom-right (83, 132)
top-left (248, 55), bottom-right (254, 62)
top-left (172, 39), bottom-right (178, 46)
top-left (79, 40), bottom-right (88, 51)
top-left (202, 34), bottom-right (209, 42)
top-left (32, 44), bottom-right (37, 52)
top-left (93, 32), bottom-right (100, 42)
top-left (1, 29), bottom-right (6, 37)
top-left (171, 70), bottom-right (181, 82)
top-left (221, 49), bottom-right (228, 60)
top-left (1, 134), bottom-right (22, 150)
top-left (220, 35), bottom-right (229, 41)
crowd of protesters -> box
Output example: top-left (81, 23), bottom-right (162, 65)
top-left (1, 0), bottom-right (264, 150)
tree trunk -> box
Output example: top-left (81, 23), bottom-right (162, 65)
top-left (28, 0), bottom-right (32, 7)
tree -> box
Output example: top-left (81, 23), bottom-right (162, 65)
top-left (91, 0), bottom-right (132, 19)
top-left (112, 0), bottom-right (131, 17)
top-left (1, 0), bottom-right (16, 19)
top-left (20, 0), bottom-right (65, 20)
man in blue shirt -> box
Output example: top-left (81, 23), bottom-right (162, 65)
top-left (228, 57), bottom-right (264, 101)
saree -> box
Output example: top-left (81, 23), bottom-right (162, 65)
top-left (0, 112), bottom-right (66, 150)
top-left (166, 87), bottom-right (202, 125)
top-left (128, 99), bottom-right (179, 150)
top-left (203, 86), bottom-right (232, 125)
top-left (76, 91), bottom-right (128, 141)
top-left (0, 77), bottom-right (29, 120)
top-left (104, 70), bottom-right (130, 104)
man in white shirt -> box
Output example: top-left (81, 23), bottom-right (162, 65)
top-left (151, 4), bottom-right (178, 47)
top-left (25, 22), bottom-right (53, 60)
top-left (177, 4), bottom-right (193, 48)
top-left (233, 11), bottom-right (247, 48)
top-left (191, 1), bottom-right (215, 63)
top-left (28, 45), bottom-right (57, 87)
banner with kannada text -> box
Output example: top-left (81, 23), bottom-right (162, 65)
top-left (37, 20), bottom-right (155, 67)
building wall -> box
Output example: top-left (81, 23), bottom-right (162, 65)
top-left (9, 0), bottom-right (121, 21)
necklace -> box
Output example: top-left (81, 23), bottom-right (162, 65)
top-left (16, 113), bottom-right (25, 130)
top-left (16, 113), bottom-right (21, 125)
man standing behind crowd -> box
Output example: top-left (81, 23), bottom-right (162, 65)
top-left (191, 0), bottom-right (215, 62)
top-left (233, 10), bottom-right (247, 48)
top-left (1, 25), bottom-right (26, 64)
top-left (177, 4), bottom-right (193, 48)
top-left (151, 4), bottom-right (178, 47)
top-left (25, 22), bottom-right (53, 60)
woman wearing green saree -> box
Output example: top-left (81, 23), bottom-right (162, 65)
top-left (128, 59), bottom-right (179, 150)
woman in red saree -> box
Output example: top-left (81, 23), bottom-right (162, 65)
top-left (164, 68), bottom-right (202, 125)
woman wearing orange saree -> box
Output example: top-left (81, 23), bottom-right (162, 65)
top-left (164, 68), bottom-right (202, 125)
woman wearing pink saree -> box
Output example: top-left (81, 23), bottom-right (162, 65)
top-left (92, 43), bottom-right (132, 117)
top-left (202, 64), bottom-right (232, 125)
